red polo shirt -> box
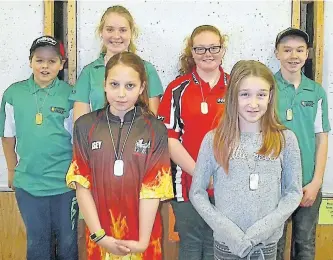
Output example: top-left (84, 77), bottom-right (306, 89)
top-left (158, 67), bottom-right (229, 202)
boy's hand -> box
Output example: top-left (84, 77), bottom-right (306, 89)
top-left (8, 170), bottom-right (15, 190)
top-left (97, 236), bottom-right (130, 256)
top-left (115, 239), bottom-right (149, 254)
top-left (300, 179), bottom-right (321, 207)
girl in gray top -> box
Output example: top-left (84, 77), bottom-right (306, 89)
top-left (189, 60), bottom-right (302, 260)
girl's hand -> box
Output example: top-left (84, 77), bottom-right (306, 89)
top-left (97, 236), bottom-right (131, 255)
top-left (115, 240), bottom-right (149, 254)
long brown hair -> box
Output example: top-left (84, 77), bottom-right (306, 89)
top-left (97, 5), bottom-right (138, 54)
top-left (213, 60), bottom-right (286, 172)
top-left (104, 52), bottom-right (153, 116)
top-left (179, 25), bottom-right (227, 75)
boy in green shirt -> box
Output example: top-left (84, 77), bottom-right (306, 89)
top-left (0, 36), bottom-right (78, 260)
top-left (274, 28), bottom-right (331, 260)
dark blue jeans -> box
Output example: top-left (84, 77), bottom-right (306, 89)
top-left (171, 198), bottom-right (215, 260)
top-left (276, 191), bottom-right (322, 260)
top-left (15, 188), bottom-right (78, 260)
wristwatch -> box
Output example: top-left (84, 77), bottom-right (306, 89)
top-left (90, 228), bottom-right (106, 242)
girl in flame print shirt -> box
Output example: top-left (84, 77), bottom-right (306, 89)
top-left (66, 52), bottom-right (173, 260)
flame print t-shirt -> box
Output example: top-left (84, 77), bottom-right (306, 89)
top-left (66, 106), bottom-right (174, 260)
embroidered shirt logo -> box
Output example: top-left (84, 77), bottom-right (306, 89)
top-left (217, 98), bottom-right (225, 104)
top-left (92, 141), bottom-right (102, 150)
top-left (50, 106), bottom-right (66, 114)
top-left (134, 138), bottom-right (151, 154)
top-left (301, 101), bottom-right (314, 107)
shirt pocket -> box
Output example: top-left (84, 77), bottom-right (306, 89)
top-left (46, 101), bottom-right (72, 131)
top-left (297, 99), bottom-right (316, 121)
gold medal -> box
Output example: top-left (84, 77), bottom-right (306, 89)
top-left (286, 108), bottom-right (293, 121)
top-left (35, 113), bottom-right (43, 125)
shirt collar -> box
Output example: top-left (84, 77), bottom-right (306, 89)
top-left (92, 53), bottom-right (106, 68)
top-left (275, 70), bottom-right (314, 91)
top-left (105, 105), bottom-right (143, 123)
top-left (191, 66), bottom-right (227, 88)
top-left (28, 74), bottom-right (59, 95)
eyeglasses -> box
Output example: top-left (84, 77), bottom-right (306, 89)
top-left (192, 45), bottom-right (222, 55)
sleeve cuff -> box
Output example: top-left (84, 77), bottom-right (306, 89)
top-left (314, 128), bottom-right (331, 134)
top-left (167, 129), bottom-right (180, 139)
top-left (66, 175), bottom-right (91, 189)
top-left (1, 133), bottom-right (16, 138)
top-left (66, 161), bottom-right (91, 189)
top-left (68, 94), bottom-right (90, 104)
top-left (140, 167), bottom-right (174, 201)
top-left (149, 90), bottom-right (164, 98)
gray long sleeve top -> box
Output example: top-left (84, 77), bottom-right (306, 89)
top-left (189, 130), bottom-right (302, 258)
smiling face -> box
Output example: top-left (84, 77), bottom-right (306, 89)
top-left (275, 35), bottom-right (309, 75)
top-left (191, 31), bottom-right (225, 73)
top-left (30, 46), bottom-right (63, 87)
top-left (101, 12), bottom-right (132, 56)
top-left (237, 76), bottom-right (271, 132)
top-left (104, 63), bottom-right (144, 119)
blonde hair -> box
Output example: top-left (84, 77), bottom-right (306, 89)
top-left (104, 52), bottom-right (153, 116)
top-left (179, 25), bottom-right (227, 75)
top-left (213, 60), bottom-right (286, 173)
top-left (97, 6), bottom-right (138, 54)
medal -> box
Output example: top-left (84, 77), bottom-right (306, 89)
top-left (286, 108), bottom-right (293, 121)
top-left (35, 113), bottom-right (43, 125)
top-left (201, 102), bottom-right (209, 114)
top-left (106, 106), bottom-right (137, 177)
top-left (114, 159), bottom-right (124, 177)
top-left (239, 134), bottom-right (261, 191)
top-left (33, 85), bottom-right (51, 126)
top-left (249, 173), bottom-right (259, 190)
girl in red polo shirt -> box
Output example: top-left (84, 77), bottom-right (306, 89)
top-left (157, 25), bottom-right (229, 260)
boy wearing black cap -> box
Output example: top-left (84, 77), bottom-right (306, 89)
top-left (0, 36), bottom-right (78, 259)
top-left (274, 28), bottom-right (330, 260)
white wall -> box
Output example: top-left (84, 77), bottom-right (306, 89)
top-left (77, 0), bottom-right (333, 196)
top-left (322, 1), bottom-right (333, 196)
top-left (77, 0), bottom-right (292, 87)
top-left (1, 0), bottom-right (331, 194)
top-left (0, 1), bottom-right (43, 190)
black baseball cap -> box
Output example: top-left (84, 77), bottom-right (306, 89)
top-left (275, 28), bottom-right (309, 48)
top-left (30, 36), bottom-right (65, 59)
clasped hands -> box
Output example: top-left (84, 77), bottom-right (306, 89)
top-left (97, 236), bottom-right (148, 256)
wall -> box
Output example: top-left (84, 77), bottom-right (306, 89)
top-left (0, 1), bottom-right (332, 259)
top-left (322, 1), bottom-right (333, 197)
top-left (0, 1), bottom-right (44, 190)
top-left (77, 1), bottom-right (291, 87)
top-left (76, 0), bottom-right (331, 195)
top-left (0, 1), bottom-right (332, 195)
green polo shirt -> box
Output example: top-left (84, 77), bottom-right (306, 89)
top-left (69, 53), bottom-right (164, 111)
top-left (0, 75), bottom-right (73, 196)
top-left (275, 71), bottom-right (331, 186)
